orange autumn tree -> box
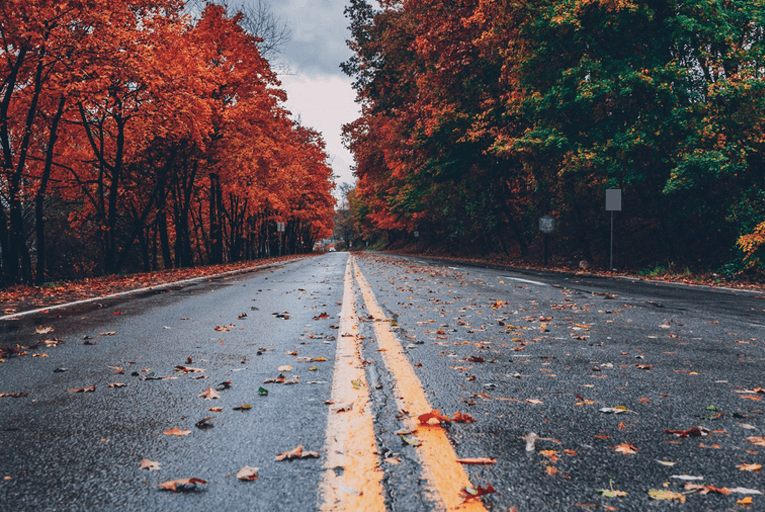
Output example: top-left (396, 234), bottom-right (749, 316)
top-left (0, 1), bottom-right (335, 287)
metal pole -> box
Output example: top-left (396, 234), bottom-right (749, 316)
top-left (279, 232), bottom-right (283, 257)
top-left (610, 210), bottom-right (613, 270)
top-left (544, 233), bottom-right (549, 265)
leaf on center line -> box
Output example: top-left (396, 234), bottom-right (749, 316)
top-left (275, 445), bottom-right (319, 461)
top-left (461, 483), bottom-right (497, 502)
top-left (418, 409), bottom-right (452, 424)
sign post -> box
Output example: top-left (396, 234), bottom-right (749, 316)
top-left (414, 230), bottom-right (419, 253)
top-left (605, 189), bottom-right (621, 269)
top-left (277, 221), bottom-right (285, 256)
top-left (538, 215), bottom-right (555, 265)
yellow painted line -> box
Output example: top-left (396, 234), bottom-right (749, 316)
top-left (319, 255), bottom-right (385, 512)
top-left (352, 258), bottom-right (489, 512)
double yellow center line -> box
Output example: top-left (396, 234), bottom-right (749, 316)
top-left (320, 255), bottom-right (488, 511)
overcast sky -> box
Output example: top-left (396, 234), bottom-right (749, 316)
top-left (263, 0), bottom-right (360, 195)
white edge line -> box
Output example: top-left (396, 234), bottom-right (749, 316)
top-left (0, 257), bottom-right (306, 322)
top-left (502, 276), bottom-right (548, 286)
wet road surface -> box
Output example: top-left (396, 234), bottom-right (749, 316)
top-left (1, 252), bottom-right (764, 511)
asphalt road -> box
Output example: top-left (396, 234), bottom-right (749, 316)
top-left (1, 252), bottom-right (764, 511)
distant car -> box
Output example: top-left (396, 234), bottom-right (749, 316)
top-left (328, 247), bottom-right (336, 252)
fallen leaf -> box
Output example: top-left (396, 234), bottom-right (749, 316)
top-left (738, 497), bottom-right (753, 505)
top-left (452, 411), bottom-right (475, 423)
top-left (671, 475), bottom-right (704, 481)
top-left (648, 489), bottom-right (686, 503)
top-left (730, 488), bottom-right (763, 495)
top-left (278, 365), bottom-right (292, 372)
top-left (68, 385), bottom-right (96, 393)
top-left (158, 478), bottom-right (207, 491)
top-left (737, 463), bottom-right (762, 472)
top-left (0, 391), bottom-right (28, 398)
top-left (656, 460), bottom-right (676, 466)
top-left (175, 365), bottom-right (205, 373)
top-left (457, 457), bottom-right (496, 465)
top-left (461, 483), bottom-right (497, 501)
top-left (418, 409), bottom-right (451, 424)
top-left (612, 443), bottom-right (638, 454)
top-left (107, 382), bottom-right (127, 388)
top-left (275, 445), bottom-right (319, 461)
top-left (233, 405), bottom-right (252, 411)
top-left (263, 374), bottom-right (286, 384)
top-left (34, 326), bottom-right (55, 334)
top-left (746, 436), bottom-right (765, 447)
top-left (195, 417), bottom-right (214, 429)
top-left (526, 399), bottom-right (543, 405)
top-left (684, 483), bottom-right (732, 495)
top-left (665, 426), bottom-right (709, 437)
top-left (545, 466), bottom-right (559, 475)
top-left (99, 331), bottom-right (116, 336)
top-left (216, 381), bottom-right (232, 390)
top-left (108, 366), bottom-right (124, 374)
top-left (163, 428), bottom-right (190, 436)
top-left (236, 466), bottom-right (259, 481)
top-left (258, 387), bottom-right (269, 396)
top-left (198, 387), bottom-right (220, 400)
top-left (208, 407), bottom-right (222, 412)
top-left (140, 459), bottom-right (161, 470)
top-left (600, 406), bottom-right (631, 414)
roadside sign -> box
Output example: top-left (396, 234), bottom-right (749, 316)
top-left (606, 189), bottom-right (621, 211)
top-left (538, 215), bottom-right (555, 234)
top-left (276, 222), bottom-right (285, 232)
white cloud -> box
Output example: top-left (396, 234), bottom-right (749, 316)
top-left (278, 70), bottom-right (359, 193)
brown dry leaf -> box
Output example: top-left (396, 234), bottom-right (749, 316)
top-left (100, 331), bottom-right (116, 336)
top-left (140, 459), bottom-right (161, 471)
top-left (175, 365), bottom-right (205, 373)
top-left (545, 466), bottom-right (559, 475)
top-left (107, 382), bottom-right (127, 388)
top-left (457, 457), bottom-right (497, 465)
top-left (746, 436), bottom-right (765, 447)
top-left (526, 399), bottom-right (543, 405)
top-left (164, 428), bottom-right (191, 436)
top-left (613, 442), bottom-right (638, 454)
top-left (418, 409), bottom-right (452, 424)
top-left (0, 391), bottom-right (28, 398)
top-left (737, 463), bottom-right (762, 472)
top-left (648, 489), bottom-right (686, 503)
top-left (275, 445), bottom-right (319, 461)
top-left (738, 497), bottom-right (753, 505)
top-left (68, 385), bottom-right (96, 393)
top-left (34, 326), bottom-right (55, 334)
top-left (286, 351), bottom-right (298, 356)
top-left (684, 483), bottom-right (732, 495)
top-left (264, 374), bottom-right (286, 384)
top-left (236, 466), bottom-right (259, 481)
top-left (277, 365), bottom-right (292, 372)
top-left (108, 366), bottom-right (124, 374)
top-left (198, 387), bottom-right (220, 400)
top-left (664, 426), bottom-right (709, 437)
top-left (208, 407), bottom-right (222, 412)
top-left (158, 478), bottom-right (207, 491)
top-left (461, 483), bottom-right (497, 502)
top-left (452, 411), bottom-right (475, 423)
